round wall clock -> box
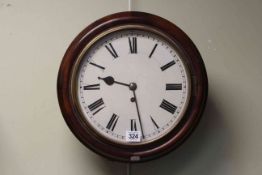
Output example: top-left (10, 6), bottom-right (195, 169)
top-left (57, 11), bottom-right (208, 162)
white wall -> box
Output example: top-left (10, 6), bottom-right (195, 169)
top-left (1, 0), bottom-right (262, 174)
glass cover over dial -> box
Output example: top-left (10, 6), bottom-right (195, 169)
top-left (73, 27), bottom-right (191, 145)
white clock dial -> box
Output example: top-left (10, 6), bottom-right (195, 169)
top-left (74, 28), bottom-right (191, 144)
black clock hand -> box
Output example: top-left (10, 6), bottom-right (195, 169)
top-left (99, 77), bottom-right (144, 137)
top-left (98, 76), bottom-right (130, 87)
top-left (130, 83), bottom-right (145, 138)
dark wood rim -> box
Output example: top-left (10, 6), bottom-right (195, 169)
top-left (57, 11), bottom-right (208, 162)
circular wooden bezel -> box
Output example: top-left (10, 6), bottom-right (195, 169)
top-left (57, 11), bottom-right (208, 162)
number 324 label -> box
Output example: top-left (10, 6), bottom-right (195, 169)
top-left (126, 131), bottom-right (142, 142)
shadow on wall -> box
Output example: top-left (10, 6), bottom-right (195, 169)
top-left (132, 93), bottom-right (233, 175)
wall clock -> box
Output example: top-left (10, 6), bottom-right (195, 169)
top-left (57, 11), bottom-right (208, 162)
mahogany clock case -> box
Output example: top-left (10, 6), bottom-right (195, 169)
top-left (57, 11), bottom-right (208, 162)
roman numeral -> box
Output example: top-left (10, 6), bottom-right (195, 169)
top-left (128, 37), bottom-right (137, 54)
top-left (105, 43), bottom-right (118, 58)
top-left (150, 116), bottom-right (159, 129)
top-left (88, 98), bottom-right (105, 115)
top-left (130, 119), bottom-right (137, 131)
top-left (160, 99), bottom-right (177, 114)
top-left (161, 60), bottom-right (176, 71)
top-left (106, 114), bottom-right (119, 131)
top-left (149, 44), bottom-right (158, 58)
top-left (83, 84), bottom-right (100, 90)
top-left (166, 83), bottom-right (182, 90)
top-left (89, 62), bottom-right (105, 70)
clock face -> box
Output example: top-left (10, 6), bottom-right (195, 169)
top-left (72, 27), bottom-right (191, 144)
top-left (58, 11), bottom-right (208, 162)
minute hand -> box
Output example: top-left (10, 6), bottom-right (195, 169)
top-left (131, 87), bottom-right (145, 138)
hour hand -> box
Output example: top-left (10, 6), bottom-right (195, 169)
top-left (98, 76), bottom-right (130, 87)
top-left (98, 76), bottom-right (115, 85)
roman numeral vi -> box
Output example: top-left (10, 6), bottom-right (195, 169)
top-left (130, 119), bottom-right (137, 131)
